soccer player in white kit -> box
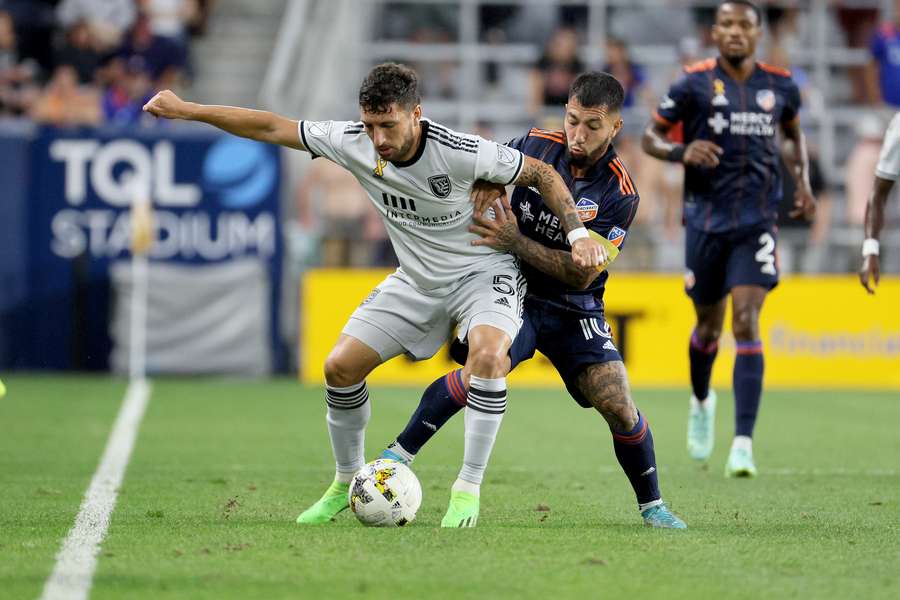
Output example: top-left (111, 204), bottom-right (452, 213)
top-left (860, 112), bottom-right (900, 294)
top-left (143, 63), bottom-right (606, 527)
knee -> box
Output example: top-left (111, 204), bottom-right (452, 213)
top-left (467, 346), bottom-right (509, 379)
top-left (597, 395), bottom-right (639, 431)
top-left (732, 306), bottom-right (759, 341)
top-left (694, 319), bottom-right (722, 343)
top-left (324, 351), bottom-right (360, 387)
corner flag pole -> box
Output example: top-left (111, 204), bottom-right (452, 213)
top-left (129, 179), bottom-right (154, 383)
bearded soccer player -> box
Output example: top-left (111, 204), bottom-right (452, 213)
top-left (378, 72), bottom-right (686, 529)
top-left (860, 112), bottom-right (900, 294)
top-left (641, 1), bottom-right (815, 476)
top-left (143, 63), bottom-right (606, 527)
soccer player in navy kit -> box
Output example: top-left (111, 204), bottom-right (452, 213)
top-left (380, 72), bottom-right (686, 529)
top-left (641, 1), bottom-right (815, 477)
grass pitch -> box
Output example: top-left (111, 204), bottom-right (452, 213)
top-left (0, 375), bottom-right (897, 599)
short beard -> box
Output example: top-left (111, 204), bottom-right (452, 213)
top-left (566, 150), bottom-right (589, 168)
top-left (722, 52), bottom-right (748, 68)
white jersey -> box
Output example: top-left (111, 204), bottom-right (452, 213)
top-left (876, 112), bottom-right (900, 181)
top-left (299, 118), bottom-right (525, 290)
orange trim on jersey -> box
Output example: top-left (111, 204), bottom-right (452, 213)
top-left (529, 127), bottom-right (564, 141)
top-left (684, 58), bottom-right (716, 73)
top-left (610, 159), bottom-right (635, 195)
top-left (652, 110), bottom-right (675, 127)
top-left (528, 132), bottom-right (565, 144)
top-left (614, 159), bottom-right (636, 195)
top-left (757, 62), bottom-right (791, 77)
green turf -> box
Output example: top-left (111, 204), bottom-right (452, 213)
top-left (1, 376), bottom-right (898, 599)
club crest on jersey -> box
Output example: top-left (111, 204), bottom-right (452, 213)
top-left (576, 197), bottom-right (598, 222)
top-left (607, 226), bottom-right (626, 248)
top-left (373, 157), bottom-right (388, 178)
top-left (497, 145), bottom-right (516, 165)
top-left (308, 121), bottom-right (332, 136)
top-left (428, 174), bottom-right (452, 198)
top-left (712, 78), bottom-right (729, 106)
top-left (756, 89), bottom-right (776, 112)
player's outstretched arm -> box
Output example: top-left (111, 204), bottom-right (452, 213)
top-left (143, 90), bottom-right (306, 151)
top-left (511, 155), bottom-right (606, 267)
top-left (470, 195), bottom-right (598, 290)
top-left (860, 176), bottom-right (893, 294)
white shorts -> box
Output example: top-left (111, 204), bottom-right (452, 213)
top-left (343, 259), bottom-right (525, 361)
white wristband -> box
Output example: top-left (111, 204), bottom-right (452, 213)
top-left (567, 227), bottom-right (589, 245)
top-left (862, 238), bottom-right (880, 257)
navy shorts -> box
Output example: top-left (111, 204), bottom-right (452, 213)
top-left (684, 223), bottom-right (779, 305)
top-left (451, 297), bottom-right (622, 408)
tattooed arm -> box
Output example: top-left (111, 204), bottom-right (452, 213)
top-left (470, 195), bottom-right (598, 289)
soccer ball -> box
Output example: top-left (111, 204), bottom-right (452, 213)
top-left (348, 459), bottom-right (422, 527)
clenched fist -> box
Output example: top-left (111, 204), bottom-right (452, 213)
top-left (143, 90), bottom-right (193, 120)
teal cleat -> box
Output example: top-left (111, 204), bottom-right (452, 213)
top-left (641, 503), bottom-right (687, 529)
top-left (725, 446), bottom-right (758, 478)
top-left (440, 491), bottom-right (479, 528)
top-left (687, 390), bottom-right (716, 460)
top-left (296, 480), bottom-right (350, 524)
top-left (379, 447), bottom-right (410, 465)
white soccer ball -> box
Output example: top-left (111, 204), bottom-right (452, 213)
top-left (348, 459), bottom-right (422, 527)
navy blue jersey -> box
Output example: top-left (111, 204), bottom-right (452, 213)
top-left (654, 59), bottom-right (801, 233)
top-left (506, 128), bottom-right (640, 314)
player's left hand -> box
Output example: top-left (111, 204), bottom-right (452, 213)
top-left (790, 185), bottom-right (816, 221)
top-left (470, 180), bottom-right (507, 218)
top-left (469, 195), bottom-right (521, 251)
top-left (859, 254), bottom-right (880, 294)
top-left (571, 237), bottom-right (607, 268)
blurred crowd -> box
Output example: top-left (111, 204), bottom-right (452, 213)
top-left (0, 0), bottom-right (213, 127)
top-left (292, 1), bottom-right (900, 273)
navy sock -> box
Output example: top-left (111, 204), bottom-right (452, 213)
top-left (395, 369), bottom-right (466, 455)
top-left (611, 412), bottom-right (661, 506)
top-left (689, 329), bottom-right (718, 400)
top-left (734, 341), bottom-right (764, 437)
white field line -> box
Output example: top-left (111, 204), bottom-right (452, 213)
top-left (39, 379), bottom-right (152, 600)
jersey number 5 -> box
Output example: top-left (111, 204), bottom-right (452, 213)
top-left (492, 274), bottom-right (515, 296)
top-left (755, 232), bottom-right (777, 276)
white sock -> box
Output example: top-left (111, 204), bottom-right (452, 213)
top-left (458, 375), bottom-right (507, 486)
top-left (325, 382), bottom-right (370, 481)
top-left (639, 499), bottom-right (664, 512)
top-left (452, 478), bottom-right (481, 497)
top-left (386, 440), bottom-right (415, 464)
top-left (731, 435), bottom-right (753, 452)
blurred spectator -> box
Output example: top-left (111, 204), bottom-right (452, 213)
top-left (867, 0), bottom-right (900, 108)
top-left (777, 148), bottom-right (831, 273)
top-left (140, 0), bottom-right (199, 44)
top-left (54, 20), bottom-right (102, 84)
top-left (295, 159), bottom-right (387, 268)
top-left (56, 0), bottom-right (137, 51)
top-left (31, 64), bottom-right (100, 126)
top-left (835, 0), bottom-right (880, 104)
top-left (529, 28), bottom-right (583, 117)
top-left (0, 10), bottom-right (39, 117)
top-left (187, 0), bottom-right (216, 37)
top-left (845, 113), bottom-right (886, 226)
top-left (601, 37), bottom-right (646, 109)
top-left (101, 56), bottom-right (156, 126)
top-left (116, 14), bottom-right (187, 89)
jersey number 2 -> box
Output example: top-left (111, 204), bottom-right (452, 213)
top-left (755, 232), bottom-right (776, 276)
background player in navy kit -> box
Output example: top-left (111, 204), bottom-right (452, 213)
top-left (380, 72), bottom-right (686, 529)
top-left (641, 1), bottom-right (816, 477)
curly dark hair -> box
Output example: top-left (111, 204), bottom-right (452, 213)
top-left (568, 72), bottom-right (625, 112)
top-left (358, 63), bottom-right (421, 114)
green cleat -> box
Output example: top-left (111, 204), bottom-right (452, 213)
top-left (687, 390), bottom-right (716, 460)
top-left (641, 503), bottom-right (687, 529)
top-left (440, 491), bottom-right (479, 528)
top-left (725, 447), bottom-right (758, 478)
top-left (296, 480), bottom-right (350, 524)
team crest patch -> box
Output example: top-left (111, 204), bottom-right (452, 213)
top-left (712, 79), bottom-right (729, 106)
top-left (756, 89), bottom-right (776, 112)
top-left (607, 226), bottom-right (626, 248)
top-left (576, 197), bottom-right (598, 222)
top-left (428, 174), bottom-right (451, 198)
top-left (308, 121), bottom-right (332, 136)
top-left (497, 145), bottom-right (516, 165)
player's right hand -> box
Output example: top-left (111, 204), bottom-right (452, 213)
top-left (683, 140), bottom-right (724, 168)
top-left (859, 254), bottom-right (880, 294)
top-left (470, 180), bottom-right (507, 218)
top-left (143, 90), bottom-right (191, 120)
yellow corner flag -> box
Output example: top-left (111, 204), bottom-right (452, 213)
top-left (130, 196), bottom-right (155, 256)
